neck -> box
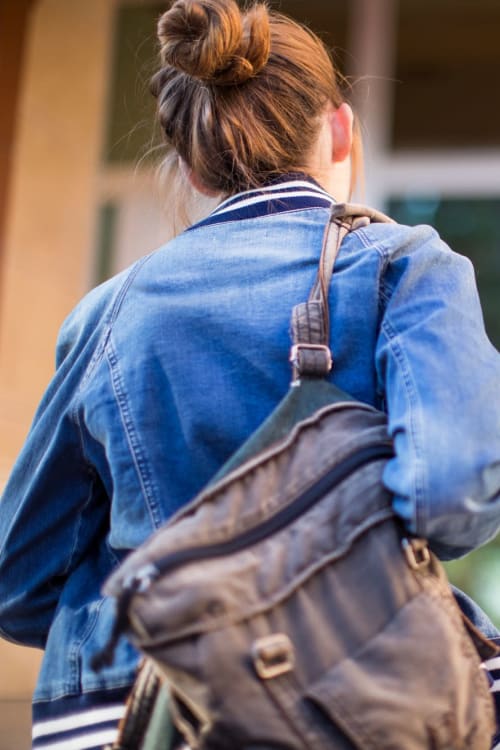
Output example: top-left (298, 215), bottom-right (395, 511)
top-left (310, 160), bottom-right (353, 202)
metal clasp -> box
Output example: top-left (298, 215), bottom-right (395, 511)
top-left (251, 633), bottom-right (295, 680)
top-left (289, 344), bottom-right (333, 371)
top-left (402, 537), bottom-right (431, 571)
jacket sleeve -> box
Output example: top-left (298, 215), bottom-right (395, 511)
top-left (0, 309), bottom-right (109, 649)
top-left (375, 224), bottom-right (500, 560)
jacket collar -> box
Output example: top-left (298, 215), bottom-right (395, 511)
top-left (188, 173), bottom-right (335, 232)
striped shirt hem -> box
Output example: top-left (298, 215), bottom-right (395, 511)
top-left (32, 687), bottom-right (130, 750)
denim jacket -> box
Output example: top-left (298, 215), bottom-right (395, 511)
top-left (1, 176), bottom-right (499, 715)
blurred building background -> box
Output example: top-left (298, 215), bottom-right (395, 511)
top-left (0, 0), bottom-right (499, 747)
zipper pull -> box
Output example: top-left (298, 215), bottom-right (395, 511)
top-left (91, 564), bottom-right (159, 673)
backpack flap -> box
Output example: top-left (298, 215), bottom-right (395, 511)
top-left (105, 398), bottom-right (394, 645)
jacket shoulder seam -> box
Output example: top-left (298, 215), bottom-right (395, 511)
top-left (77, 255), bottom-right (154, 390)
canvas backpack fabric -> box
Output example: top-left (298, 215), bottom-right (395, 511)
top-left (99, 204), bottom-right (499, 750)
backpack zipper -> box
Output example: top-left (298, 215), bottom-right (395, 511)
top-left (92, 440), bottom-right (393, 672)
top-left (150, 440), bottom-right (393, 577)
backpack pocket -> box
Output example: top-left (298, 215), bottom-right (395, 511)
top-left (304, 590), bottom-right (495, 750)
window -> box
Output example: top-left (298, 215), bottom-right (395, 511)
top-left (103, 3), bottom-right (164, 164)
top-left (393, 0), bottom-right (500, 149)
top-left (93, 202), bottom-right (119, 286)
top-left (269, 0), bottom-right (349, 72)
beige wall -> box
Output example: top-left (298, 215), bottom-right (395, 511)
top-left (0, 0), bottom-right (115, 700)
top-left (0, 0), bottom-right (115, 482)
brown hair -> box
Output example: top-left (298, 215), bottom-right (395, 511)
top-left (152, 0), bottom-right (357, 200)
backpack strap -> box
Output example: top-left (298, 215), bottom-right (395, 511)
top-left (290, 202), bottom-right (393, 382)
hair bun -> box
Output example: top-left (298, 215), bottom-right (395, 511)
top-left (157, 0), bottom-right (270, 86)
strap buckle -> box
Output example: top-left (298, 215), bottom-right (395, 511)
top-left (290, 344), bottom-right (333, 377)
top-left (252, 633), bottom-right (295, 680)
top-left (402, 537), bottom-right (431, 571)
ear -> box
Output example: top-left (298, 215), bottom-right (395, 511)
top-left (179, 157), bottom-right (219, 197)
top-left (330, 102), bottom-right (354, 164)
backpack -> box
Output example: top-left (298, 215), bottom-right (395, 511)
top-left (97, 203), bottom-right (499, 750)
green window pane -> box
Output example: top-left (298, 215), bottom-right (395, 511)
top-left (104, 4), bottom-right (164, 164)
top-left (388, 197), bottom-right (500, 348)
top-left (94, 202), bottom-right (118, 285)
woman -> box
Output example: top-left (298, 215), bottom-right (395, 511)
top-left (1, 0), bottom-right (499, 748)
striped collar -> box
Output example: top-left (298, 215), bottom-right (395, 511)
top-left (188, 174), bottom-right (335, 231)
